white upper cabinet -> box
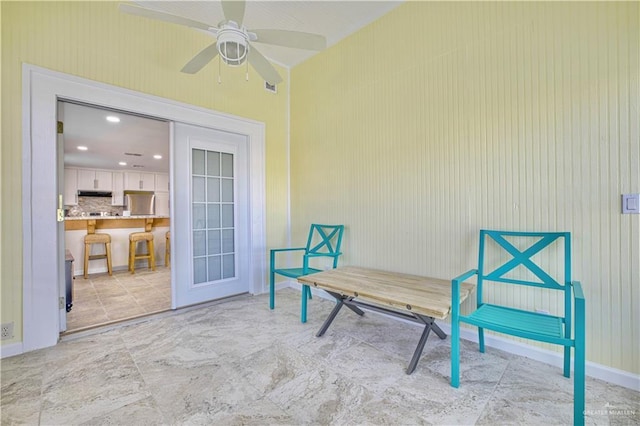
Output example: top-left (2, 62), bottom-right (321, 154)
top-left (111, 172), bottom-right (124, 206)
top-left (124, 171), bottom-right (156, 191)
top-left (155, 191), bottom-right (170, 217)
top-left (77, 169), bottom-right (112, 191)
top-left (155, 173), bottom-right (169, 193)
top-left (64, 168), bottom-right (78, 205)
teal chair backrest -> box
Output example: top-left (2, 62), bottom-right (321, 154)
top-left (477, 230), bottom-right (573, 328)
top-left (304, 224), bottom-right (344, 268)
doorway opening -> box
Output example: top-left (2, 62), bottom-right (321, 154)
top-left (59, 100), bottom-right (171, 333)
top-left (22, 64), bottom-right (266, 353)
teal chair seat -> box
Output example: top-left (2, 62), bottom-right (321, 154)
top-left (272, 267), bottom-right (322, 279)
top-left (451, 230), bottom-right (585, 425)
top-left (465, 304), bottom-right (565, 342)
top-left (270, 224), bottom-right (345, 323)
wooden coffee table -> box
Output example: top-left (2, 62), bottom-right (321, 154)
top-left (298, 266), bottom-right (475, 374)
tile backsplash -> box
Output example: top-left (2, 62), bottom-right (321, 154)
top-left (66, 196), bottom-right (124, 217)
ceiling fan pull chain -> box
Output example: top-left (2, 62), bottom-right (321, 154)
top-left (218, 56), bottom-right (222, 84)
top-left (246, 57), bottom-right (249, 81)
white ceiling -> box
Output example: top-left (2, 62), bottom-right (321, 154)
top-left (62, 102), bottom-right (170, 173)
top-left (133, 0), bottom-right (403, 67)
top-left (63, 1), bottom-right (403, 172)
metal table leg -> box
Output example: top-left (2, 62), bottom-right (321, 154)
top-left (316, 298), bottom-right (345, 337)
top-left (314, 291), bottom-right (447, 375)
top-left (406, 314), bottom-right (447, 374)
top-left (316, 291), bottom-right (365, 337)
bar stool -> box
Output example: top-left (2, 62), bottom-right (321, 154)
top-left (165, 231), bottom-right (171, 268)
top-left (83, 233), bottom-right (113, 279)
top-left (128, 232), bottom-right (156, 274)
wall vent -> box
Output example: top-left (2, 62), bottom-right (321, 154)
top-left (265, 81), bottom-right (277, 93)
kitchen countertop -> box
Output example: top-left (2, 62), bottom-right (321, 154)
top-left (65, 215), bottom-right (170, 220)
top-left (65, 215), bottom-right (170, 233)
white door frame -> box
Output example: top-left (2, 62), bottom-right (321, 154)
top-left (21, 64), bottom-right (266, 352)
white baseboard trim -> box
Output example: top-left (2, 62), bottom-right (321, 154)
top-left (275, 282), bottom-right (291, 292)
top-left (440, 323), bottom-right (640, 392)
top-left (0, 342), bottom-right (24, 359)
top-left (288, 281), bottom-right (640, 392)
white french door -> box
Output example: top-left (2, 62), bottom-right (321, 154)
top-left (173, 122), bottom-right (250, 307)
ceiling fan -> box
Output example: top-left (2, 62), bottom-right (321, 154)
top-left (119, 0), bottom-right (327, 85)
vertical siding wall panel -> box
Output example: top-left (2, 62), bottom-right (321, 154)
top-left (628, 0), bottom-right (640, 373)
top-left (291, 2), bottom-right (639, 373)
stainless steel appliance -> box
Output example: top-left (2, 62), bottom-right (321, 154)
top-left (64, 250), bottom-right (74, 312)
top-left (124, 191), bottom-right (156, 215)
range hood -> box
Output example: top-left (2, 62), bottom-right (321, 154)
top-left (77, 190), bottom-right (113, 197)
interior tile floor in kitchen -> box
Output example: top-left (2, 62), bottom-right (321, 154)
top-left (66, 268), bottom-right (171, 332)
top-left (3, 288), bottom-right (639, 425)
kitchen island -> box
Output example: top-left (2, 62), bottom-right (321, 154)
top-left (65, 215), bottom-right (170, 276)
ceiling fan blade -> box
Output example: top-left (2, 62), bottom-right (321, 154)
top-left (251, 29), bottom-right (326, 51)
top-left (181, 43), bottom-right (219, 74)
top-left (119, 3), bottom-right (211, 31)
top-left (221, 0), bottom-right (246, 26)
top-left (248, 46), bottom-right (282, 85)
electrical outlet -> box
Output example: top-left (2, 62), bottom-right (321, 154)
top-left (1, 322), bottom-right (14, 340)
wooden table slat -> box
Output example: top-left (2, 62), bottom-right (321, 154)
top-left (298, 266), bottom-right (475, 319)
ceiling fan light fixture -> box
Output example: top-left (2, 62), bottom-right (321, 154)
top-left (216, 24), bottom-right (249, 66)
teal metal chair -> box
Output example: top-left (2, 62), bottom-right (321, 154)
top-left (270, 224), bottom-right (345, 323)
top-left (451, 230), bottom-right (585, 425)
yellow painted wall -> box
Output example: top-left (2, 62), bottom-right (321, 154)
top-left (291, 2), bottom-right (639, 374)
top-left (1, 2), bottom-right (290, 344)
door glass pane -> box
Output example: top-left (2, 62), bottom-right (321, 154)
top-left (222, 254), bottom-right (234, 279)
top-left (222, 229), bottom-right (234, 253)
top-left (221, 204), bottom-right (234, 227)
top-left (193, 230), bottom-right (206, 256)
top-left (207, 177), bottom-right (220, 202)
top-left (192, 204), bottom-right (206, 230)
top-left (192, 149), bottom-right (205, 175)
top-left (191, 147), bottom-right (235, 285)
top-left (207, 152), bottom-right (220, 176)
top-left (221, 153), bottom-right (233, 177)
top-left (194, 257), bottom-right (207, 284)
top-left (221, 179), bottom-right (233, 202)
top-left (192, 176), bottom-right (205, 203)
top-left (208, 256), bottom-right (221, 281)
top-left (208, 230), bottom-right (221, 255)
top-left (207, 204), bottom-right (220, 228)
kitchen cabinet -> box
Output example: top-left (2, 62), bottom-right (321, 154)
top-left (154, 173), bottom-right (170, 217)
top-left (155, 173), bottom-right (169, 193)
top-left (155, 191), bottom-right (170, 217)
top-left (111, 172), bottom-right (124, 206)
top-left (77, 169), bottom-right (112, 191)
top-left (64, 168), bottom-right (78, 205)
top-left (124, 172), bottom-right (156, 191)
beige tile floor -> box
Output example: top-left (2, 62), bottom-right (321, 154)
top-left (2, 288), bottom-right (639, 425)
top-left (66, 268), bottom-right (171, 332)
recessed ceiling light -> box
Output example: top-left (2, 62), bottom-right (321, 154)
top-left (119, 161), bottom-right (127, 166)
top-left (77, 146), bottom-right (88, 151)
top-left (106, 116), bottom-right (120, 123)
top-left (153, 154), bottom-right (162, 159)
